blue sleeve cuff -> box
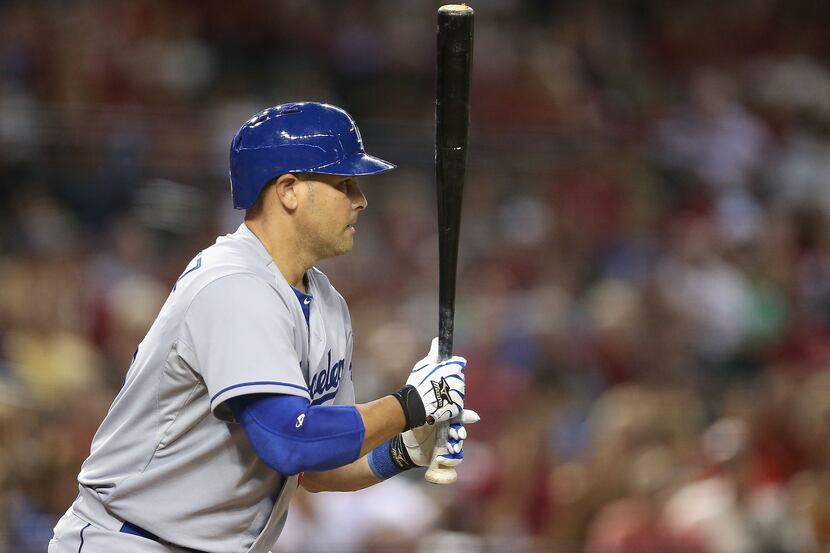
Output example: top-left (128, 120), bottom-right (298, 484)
top-left (367, 434), bottom-right (417, 480)
top-left (368, 440), bottom-right (403, 480)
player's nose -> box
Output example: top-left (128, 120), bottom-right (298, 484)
top-left (350, 182), bottom-right (367, 211)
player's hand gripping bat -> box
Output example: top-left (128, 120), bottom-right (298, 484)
top-left (425, 4), bottom-right (474, 485)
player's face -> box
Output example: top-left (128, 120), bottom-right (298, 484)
top-left (297, 174), bottom-right (367, 259)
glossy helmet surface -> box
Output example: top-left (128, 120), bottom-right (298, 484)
top-left (229, 102), bottom-right (395, 209)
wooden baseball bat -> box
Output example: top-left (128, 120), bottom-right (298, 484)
top-left (425, 3), bottom-right (474, 485)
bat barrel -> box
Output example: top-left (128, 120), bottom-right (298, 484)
top-left (436, 4), bottom-right (473, 362)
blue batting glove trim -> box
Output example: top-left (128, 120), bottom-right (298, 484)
top-left (440, 450), bottom-right (464, 460)
top-left (415, 360), bottom-right (466, 386)
top-left (416, 364), bottom-right (447, 386)
top-left (441, 361), bottom-right (466, 372)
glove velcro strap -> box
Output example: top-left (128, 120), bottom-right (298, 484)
top-left (391, 385), bottom-right (426, 431)
top-left (367, 434), bottom-right (417, 480)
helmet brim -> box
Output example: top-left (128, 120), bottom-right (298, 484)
top-left (313, 153), bottom-right (396, 176)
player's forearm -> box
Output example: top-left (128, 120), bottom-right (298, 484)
top-left (354, 395), bottom-right (407, 457)
top-left (300, 456), bottom-right (381, 492)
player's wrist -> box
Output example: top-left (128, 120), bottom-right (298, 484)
top-left (367, 434), bottom-right (417, 480)
top-left (391, 385), bottom-right (426, 431)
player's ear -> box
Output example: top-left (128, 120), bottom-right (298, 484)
top-left (274, 173), bottom-right (300, 211)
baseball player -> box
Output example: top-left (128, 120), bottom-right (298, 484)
top-left (49, 102), bottom-right (477, 553)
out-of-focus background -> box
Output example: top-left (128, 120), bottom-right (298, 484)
top-left (2, 0), bottom-right (830, 551)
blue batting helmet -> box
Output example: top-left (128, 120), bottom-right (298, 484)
top-left (229, 102), bottom-right (396, 209)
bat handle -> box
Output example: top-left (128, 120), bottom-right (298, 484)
top-left (424, 422), bottom-right (457, 484)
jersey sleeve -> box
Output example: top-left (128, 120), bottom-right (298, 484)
top-left (180, 273), bottom-right (310, 421)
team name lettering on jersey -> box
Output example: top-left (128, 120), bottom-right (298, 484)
top-left (309, 350), bottom-right (346, 403)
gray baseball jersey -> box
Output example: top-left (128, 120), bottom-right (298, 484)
top-left (68, 223), bottom-right (355, 553)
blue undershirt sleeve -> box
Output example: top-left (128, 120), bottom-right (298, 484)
top-left (228, 394), bottom-right (365, 476)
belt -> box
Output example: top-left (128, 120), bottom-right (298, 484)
top-left (120, 521), bottom-right (206, 553)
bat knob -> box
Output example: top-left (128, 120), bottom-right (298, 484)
top-left (439, 4), bottom-right (474, 15)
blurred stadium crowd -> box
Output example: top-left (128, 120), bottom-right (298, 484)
top-left (2, 0), bottom-right (830, 552)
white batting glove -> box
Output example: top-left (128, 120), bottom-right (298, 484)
top-left (405, 337), bottom-right (466, 425)
top-left (402, 409), bottom-right (480, 467)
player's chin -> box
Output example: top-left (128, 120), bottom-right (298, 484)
top-left (339, 237), bottom-right (355, 254)
top-left (324, 236), bottom-right (354, 258)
